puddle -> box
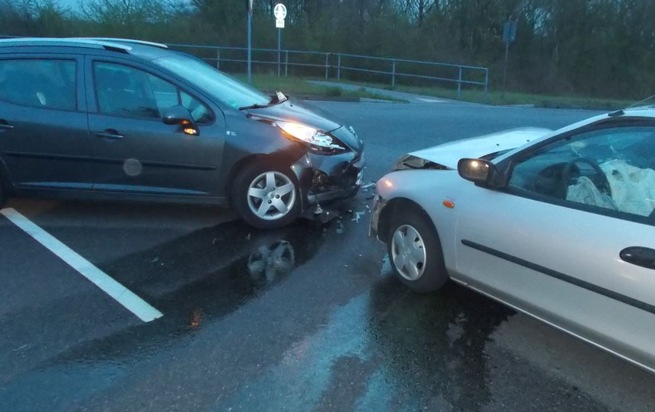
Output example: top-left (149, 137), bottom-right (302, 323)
top-left (51, 219), bottom-right (329, 363)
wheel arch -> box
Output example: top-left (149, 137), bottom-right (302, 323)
top-left (379, 197), bottom-right (434, 240)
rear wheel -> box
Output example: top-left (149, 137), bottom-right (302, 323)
top-left (387, 209), bottom-right (448, 293)
top-left (232, 161), bottom-right (300, 229)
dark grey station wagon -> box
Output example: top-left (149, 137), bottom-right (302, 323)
top-left (0, 37), bottom-right (365, 228)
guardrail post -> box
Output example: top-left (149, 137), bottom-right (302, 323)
top-left (277, 47), bottom-right (281, 77)
top-left (484, 68), bottom-right (489, 93)
top-left (216, 47), bottom-right (220, 69)
top-left (325, 53), bottom-right (329, 80)
top-left (391, 60), bottom-right (396, 88)
top-left (337, 54), bottom-right (341, 80)
top-left (285, 50), bottom-right (289, 77)
top-left (457, 66), bottom-right (462, 97)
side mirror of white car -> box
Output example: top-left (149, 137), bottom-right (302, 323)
top-left (457, 158), bottom-right (499, 187)
top-left (458, 158), bottom-right (490, 179)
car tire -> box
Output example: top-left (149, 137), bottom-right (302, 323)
top-left (387, 209), bottom-right (448, 293)
top-left (232, 161), bottom-right (300, 229)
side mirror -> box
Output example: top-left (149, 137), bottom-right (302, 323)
top-left (162, 105), bottom-right (199, 136)
top-left (457, 158), bottom-right (498, 187)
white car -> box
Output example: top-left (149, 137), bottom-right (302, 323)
top-left (370, 108), bottom-right (655, 373)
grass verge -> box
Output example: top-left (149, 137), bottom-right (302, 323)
top-left (232, 74), bottom-right (633, 109)
top-left (391, 85), bottom-right (632, 110)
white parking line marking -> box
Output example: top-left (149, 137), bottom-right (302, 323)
top-left (1, 208), bottom-right (163, 322)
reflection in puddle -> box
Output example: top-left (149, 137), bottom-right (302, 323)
top-left (53, 220), bottom-right (327, 362)
top-left (107, 219), bottom-right (326, 321)
top-left (247, 240), bottom-right (296, 283)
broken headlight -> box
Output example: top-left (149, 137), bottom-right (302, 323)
top-left (276, 121), bottom-right (345, 153)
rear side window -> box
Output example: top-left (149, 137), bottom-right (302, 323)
top-left (0, 59), bottom-right (76, 111)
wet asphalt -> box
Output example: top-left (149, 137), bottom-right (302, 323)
top-left (1, 99), bottom-right (655, 411)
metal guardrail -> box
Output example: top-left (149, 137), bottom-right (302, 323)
top-left (0, 36), bottom-right (488, 94)
top-left (167, 43), bottom-right (489, 95)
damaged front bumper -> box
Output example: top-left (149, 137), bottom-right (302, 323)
top-left (292, 150), bottom-right (365, 216)
top-left (368, 193), bottom-right (386, 240)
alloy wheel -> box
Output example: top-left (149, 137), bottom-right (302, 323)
top-left (390, 224), bottom-right (427, 281)
top-left (246, 171), bottom-right (297, 221)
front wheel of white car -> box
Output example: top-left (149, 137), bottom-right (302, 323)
top-left (388, 210), bottom-right (448, 293)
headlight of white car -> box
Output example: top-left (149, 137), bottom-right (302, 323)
top-left (276, 121), bottom-right (345, 152)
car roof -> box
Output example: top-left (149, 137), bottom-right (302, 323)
top-left (0, 37), bottom-right (170, 60)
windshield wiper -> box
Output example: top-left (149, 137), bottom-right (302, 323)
top-left (239, 103), bottom-right (269, 110)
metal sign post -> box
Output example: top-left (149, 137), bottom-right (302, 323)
top-left (274, 4), bottom-right (286, 77)
top-left (247, 0), bottom-right (254, 83)
top-left (502, 20), bottom-right (517, 93)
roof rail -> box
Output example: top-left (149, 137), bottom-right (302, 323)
top-left (76, 37), bottom-right (168, 49)
top-left (0, 37), bottom-right (168, 52)
top-left (0, 37), bottom-right (132, 53)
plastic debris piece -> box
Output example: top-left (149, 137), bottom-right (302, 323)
top-left (315, 207), bottom-right (339, 224)
top-left (351, 211), bottom-right (365, 223)
top-left (13, 344), bottom-right (29, 352)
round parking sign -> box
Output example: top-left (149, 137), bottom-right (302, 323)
top-left (274, 3), bottom-right (287, 20)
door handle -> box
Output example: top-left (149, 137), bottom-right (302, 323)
top-left (620, 247), bottom-right (655, 270)
top-left (95, 130), bottom-right (124, 139)
top-left (0, 119), bottom-right (14, 129)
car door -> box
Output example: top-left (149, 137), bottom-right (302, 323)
top-left (453, 123), bottom-right (655, 370)
top-left (0, 55), bottom-right (92, 191)
top-left (85, 57), bottom-right (225, 198)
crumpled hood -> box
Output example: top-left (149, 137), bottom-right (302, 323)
top-left (246, 98), bottom-right (363, 152)
top-left (246, 98), bottom-right (342, 133)
top-left (409, 127), bottom-right (552, 169)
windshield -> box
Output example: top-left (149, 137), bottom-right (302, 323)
top-left (153, 54), bottom-right (270, 110)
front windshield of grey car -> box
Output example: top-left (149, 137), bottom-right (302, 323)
top-left (154, 55), bottom-right (270, 110)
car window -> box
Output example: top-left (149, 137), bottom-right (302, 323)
top-left (93, 62), bottom-right (213, 123)
top-left (508, 126), bottom-right (655, 222)
top-left (0, 58), bottom-right (76, 111)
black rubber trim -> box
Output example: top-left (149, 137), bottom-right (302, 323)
top-left (4, 151), bottom-right (215, 171)
top-left (461, 239), bottom-right (655, 315)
